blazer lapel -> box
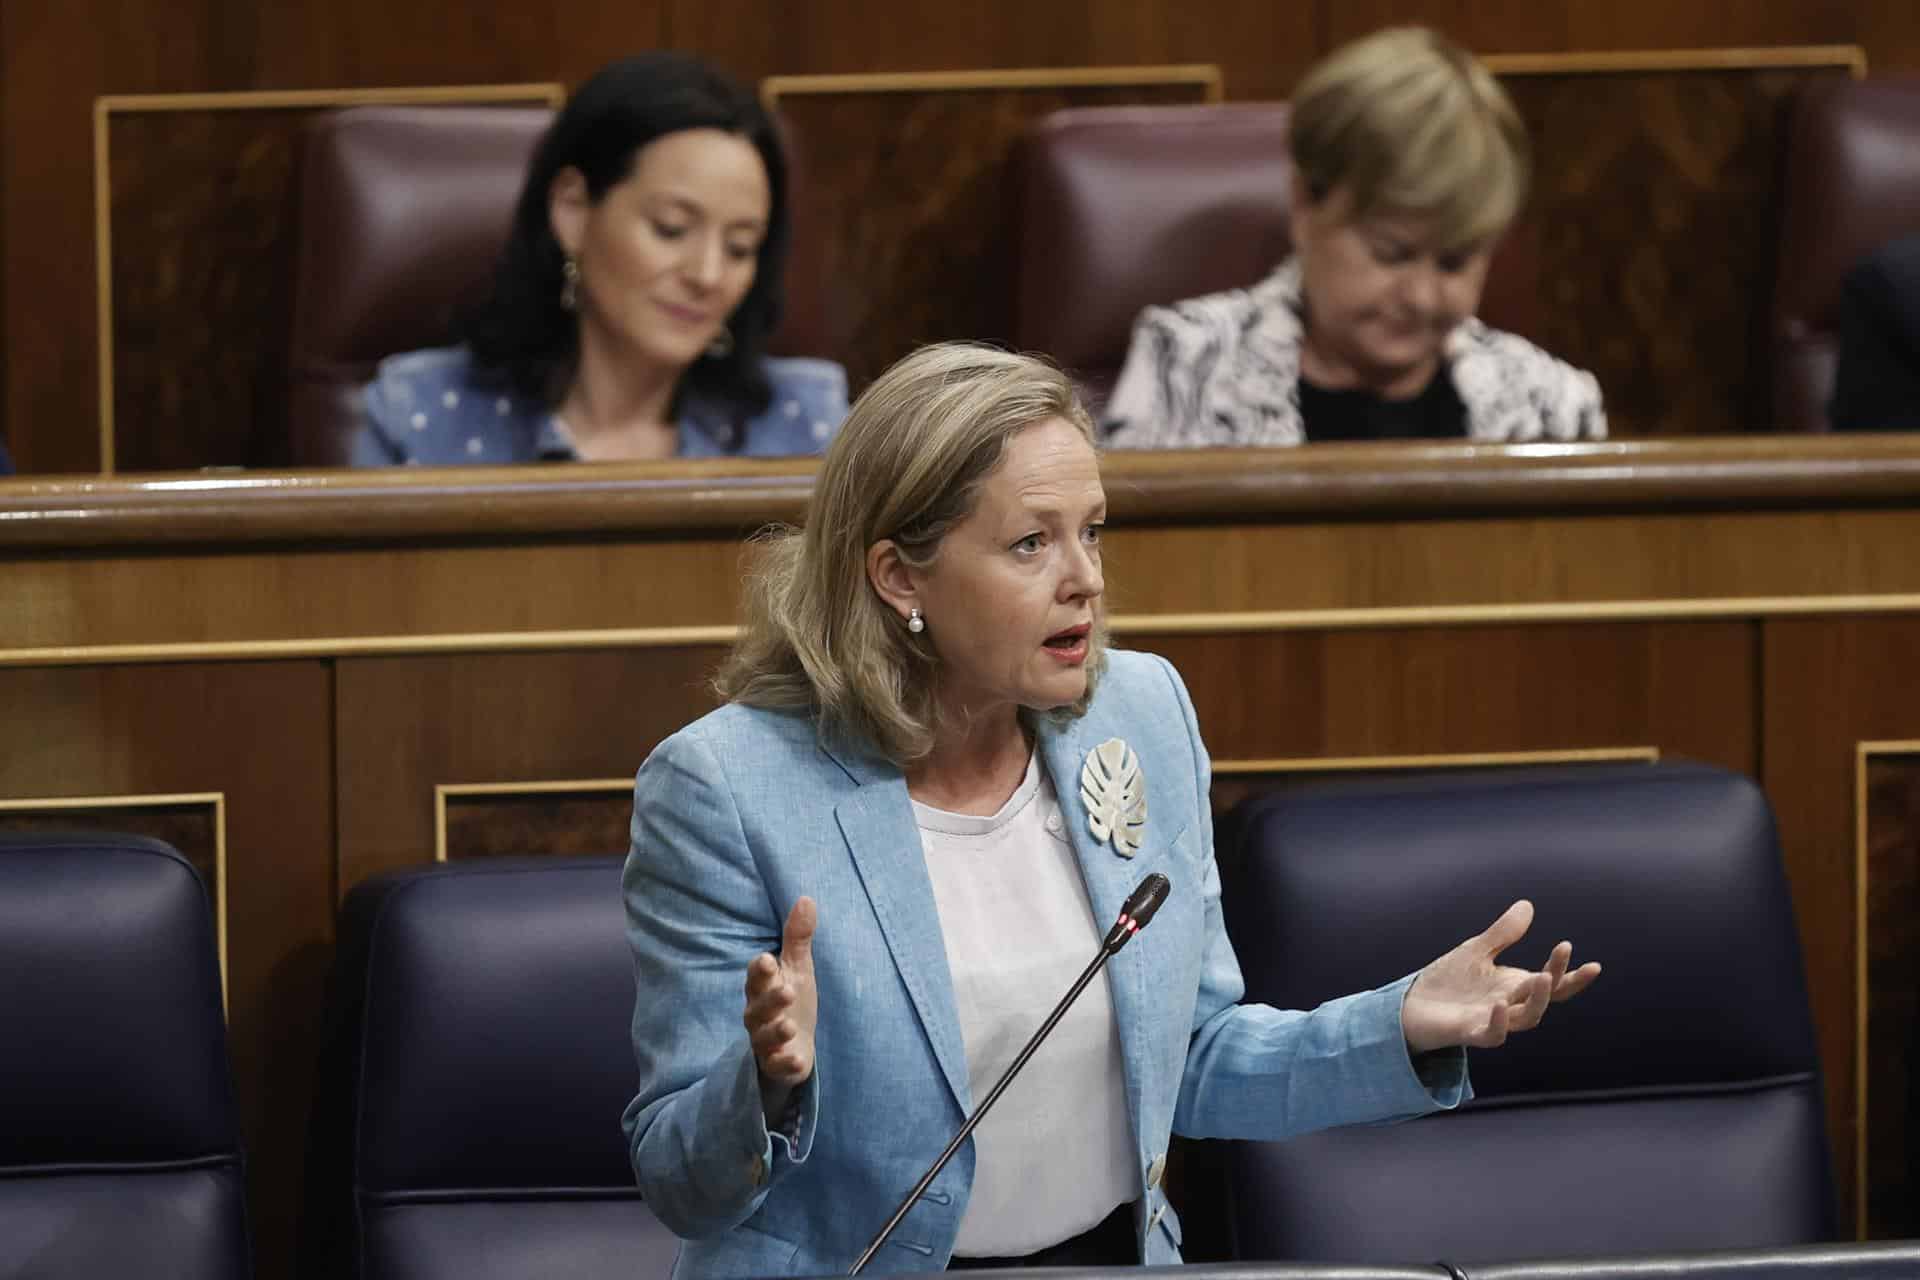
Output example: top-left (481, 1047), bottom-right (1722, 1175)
top-left (827, 742), bottom-right (972, 1116)
top-left (1037, 719), bottom-right (1151, 1133)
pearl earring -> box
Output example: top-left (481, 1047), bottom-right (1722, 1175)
top-left (907, 607), bottom-right (925, 634)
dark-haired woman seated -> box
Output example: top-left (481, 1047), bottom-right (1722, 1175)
top-left (353, 53), bottom-right (846, 467)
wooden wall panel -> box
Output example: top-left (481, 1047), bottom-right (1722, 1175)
top-left (440, 783), bottom-right (634, 861)
top-left (0, 1), bottom-right (8, 466)
top-left (772, 73), bottom-right (1214, 392)
top-left (103, 94), bottom-right (556, 472)
top-left (1497, 60), bottom-right (1852, 437)
top-left (1137, 621), bottom-right (1757, 772)
top-left (1325, 0), bottom-right (1920, 71)
top-left (673, 0), bottom-right (1319, 101)
top-left (1861, 750), bottom-right (1920, 1240)
top-left (0, 660), bottom-right (333, 1280)
top-left (104, 105), bottom-right (336, 470)
top-left (1, 0), bottom-right (667, 475)
top-left (1763, 616), bottom-right (1920, 1239)
top-left (14, 497), bottom-right (1920, 660)
top-left (333, 647), bottom-right (727, 894)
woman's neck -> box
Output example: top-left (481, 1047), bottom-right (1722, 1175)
top-left (1298, 327), bottom-right (1440, 401)
top-left (557, 328), bottom-right (684, 460)
top-left (907, 704), bottom-right (1033, 816)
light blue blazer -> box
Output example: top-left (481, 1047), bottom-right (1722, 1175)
top-left (622, 650), bottom-right (1468, 1277)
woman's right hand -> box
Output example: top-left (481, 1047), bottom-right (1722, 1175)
top-left (745, 896), bottom-right (818, 1119)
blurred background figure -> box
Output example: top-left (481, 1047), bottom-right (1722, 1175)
top-left (352, 53), bottom-right (847, 467)
top-left (1829, 233), bottom-right (1920, 432)
top-left (1104, 27), bottom-right (1604, 449)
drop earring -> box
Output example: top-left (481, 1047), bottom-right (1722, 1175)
top-left (706, 325), bottom-right (735, 358)
top-left (907, 607), bottom-right (925, 634)
top-left (560, 256), bottom-right (580, 311)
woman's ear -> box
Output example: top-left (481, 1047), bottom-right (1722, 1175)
top-left (548, 166), bottom-right (590, 258)
top-left (865, 540), bottom-right (920, 623)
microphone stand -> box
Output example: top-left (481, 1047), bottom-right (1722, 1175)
top-left (848, 874), bottom-right (1169, 1275)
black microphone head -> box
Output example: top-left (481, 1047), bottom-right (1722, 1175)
top-left (1125, 873), bottom-right (1171, 930)
top-left (1105, 873), bottom-right (1171, 953)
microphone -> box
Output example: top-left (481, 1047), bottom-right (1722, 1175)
top-left (849, 873), bottom-right (1172, 1275)
top-left (1102, 873), bottom-right (1171, 954)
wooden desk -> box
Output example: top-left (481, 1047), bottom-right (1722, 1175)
top-left (6, 436), bottom-right (1920, 1270)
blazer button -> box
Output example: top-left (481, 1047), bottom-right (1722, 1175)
top-left (1146, 1154), bottom-right (1166, 1189)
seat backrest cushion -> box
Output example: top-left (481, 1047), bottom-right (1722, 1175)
top-left (0, 831), bottom-right (249, 1280)
top-left (336, 857), bottom-right (676, 1280)
top-left (286, 105), bottom-right (554, 465)
top-left (1217, 762), bottom-right (1835, 1265)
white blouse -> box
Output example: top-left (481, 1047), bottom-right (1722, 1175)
top-left (913, 753), bottom-right (1137, 1257)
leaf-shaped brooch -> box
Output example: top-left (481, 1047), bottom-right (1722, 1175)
top-left (1080, 737), bottom-right (1147, 858)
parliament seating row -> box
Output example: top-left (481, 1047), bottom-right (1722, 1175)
top-left (285, 76), bottom-right (1920, 463)
top-left (0, 762), bottom-right (1899, 1277)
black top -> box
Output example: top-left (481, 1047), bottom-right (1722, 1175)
top-left (1300, 367), bottom-right (1468, 442)
top-left (1831, 233), bottom-right (1920, 433)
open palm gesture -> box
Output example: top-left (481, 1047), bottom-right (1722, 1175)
top-left (1402, 900), bottom-right (1600, 1054)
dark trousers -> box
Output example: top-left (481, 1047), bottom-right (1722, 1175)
top-left (946, 1200), bottom-right (1137, 1270)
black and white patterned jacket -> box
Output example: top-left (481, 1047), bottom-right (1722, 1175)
top-left (1103, 259), bottom-right (1606, 448)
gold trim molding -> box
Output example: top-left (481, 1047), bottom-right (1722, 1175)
top-left (91, 82), bottom-right (566, 474)
top-left (0, 791), bottom-right (228, 1007)
top-left (1117, 594), bottom-right (1920, 635)
top-left (1853, 739), bottom-right (1920, 1238)
top-left (1214, 747), bottom-right (1659, 776)
top-left (7, 593), bottom-right (1920, 669)
top-left (1482, 44), bottom-right (1865, 78)
top-left (434, 778), bottom-right (632, 862)
top-left (762, 64), bottom-right (1223, 110)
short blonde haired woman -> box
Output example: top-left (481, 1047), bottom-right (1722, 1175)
top-left (1105, 27), bottom-right (1605, 448)
top-left (622, 343), bottom-right (1598, 1276)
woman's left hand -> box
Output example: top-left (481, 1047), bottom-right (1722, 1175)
top-left (1402, 899), bottom-right (1601, 1054)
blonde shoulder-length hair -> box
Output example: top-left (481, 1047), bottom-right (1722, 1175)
top-left (715, 342), bottom-right (1105, 767)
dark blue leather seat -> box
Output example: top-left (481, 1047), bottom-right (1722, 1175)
top-left (0, 831), bottom-right (250, 1279)
top-left (303, 856), bottom-right (677, 1280)
top-left (1212, 761), bottom-right (1836, 1267)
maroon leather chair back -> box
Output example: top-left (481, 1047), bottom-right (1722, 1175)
top-left (1012, 105), bottom-right (1294, 406)
top-left (287, 105), bottom-right (554, 466)
top-left (1011, 103), bottom-right (1542, 409)
top-left (1774, 77), bottom-right (1920, 434)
